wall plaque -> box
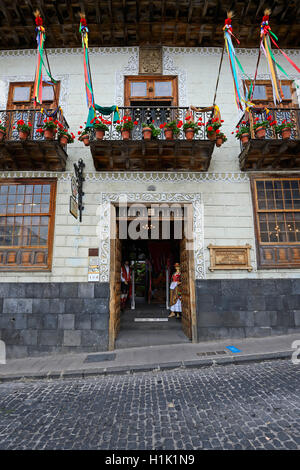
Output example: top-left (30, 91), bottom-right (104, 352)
top-left (139, 46), bottom-right (162, 74)
top-left (208, 245), bottom-right (253, 272)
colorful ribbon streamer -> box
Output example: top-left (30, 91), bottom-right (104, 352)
top-left (80, 16), bottom-right (95, 110)
top-left (260, 12), bottom-right (300, 105)
top-left (223, 16), bottom-right (253, 111)
top-left (33, 14), bottom-right (57, 106)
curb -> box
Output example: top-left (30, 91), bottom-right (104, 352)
top-left (0, 350), bottom-right (293, 383)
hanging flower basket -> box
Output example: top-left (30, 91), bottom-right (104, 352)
top-left (184, 128), bottom-right (195, 140)
top-left (280, 127), bottom-right (292, 140)
top-left (121, 129), bottom-right (131, 140)
top-left (115, 116), bottom-right (138, 140)
top-left (216, 132), bottom-right (227, 147)
top-left (81, 134), bottom-right (90, 146)
top-left (206, 117), bottom-right (223, 141)
top-left (142, 127), bottom-right (152, 140)
top-left (15, 119), bottom-right (32, 140)
top-left (96, 130), bottom-right (105, 140)
top-left (44, 129), bottom-right (54, 140)
top-left (164, 129), bottom-right (173, 140)
top-left (254, 126), bottom-right (266, 139)
top-left (240, 133), bottom-right (250, 145)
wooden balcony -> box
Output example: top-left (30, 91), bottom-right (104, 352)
top-left (238, 108), bottom-right (300, 171)
top-left (0, 109), bottom-right (69, 171)
top-left (89, 106), bottom-right (215, 171)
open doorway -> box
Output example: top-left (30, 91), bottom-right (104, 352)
top-left (109, 204), bottom-right (197, 350)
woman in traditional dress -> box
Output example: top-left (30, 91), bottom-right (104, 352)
top-left (121, 260), bottom-right (131, 311)
top-left (168, 262), bottom-right (182, 319)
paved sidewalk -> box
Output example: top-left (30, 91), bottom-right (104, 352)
top-left (0, 333), bottom-right (299, 382)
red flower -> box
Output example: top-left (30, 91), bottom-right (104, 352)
top-left (28, 122), bottom-right (32, 127)
top-left (198, 117), bottom-right (202, 121)
top-left (185, 115), bottom-right (191, 120)
top-left (116, 120), bottom-right (120, 124)
top-left (207, 126), bottom-right (213, 131)
top-left (152, 120), bottom-right (155, 123)
top-left (221, 120), bottom-right (224, 123)
top-left (159, 123), bottom-right (166, 129)
top-left (134, 121), bottom-right (138, 125)
top-left (216, 129), bottom-right (220, 134)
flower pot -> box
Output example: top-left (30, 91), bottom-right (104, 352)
top-left (240, 133), bottom-right (250, 146)
top-left (216, 137), bottom-right (223, 147)
top-left (185, 128), bottom-right (195, 140)
top-left (59, 135), bottom-right (68, 145)
top-left (207, 131), bottom-right (216, 141)
top-left (19, 130), bottom-right (29, 140)
top-left (96, 130), bottom-right (105, 140)
top-left (81, 135), bottom-right (90, 146)
top-left (281, 127), bottom-right (291, 140)
top-left (0, 130), bottom-right (5, 142)
top-left (44, 129), bottom-right (54, 140)
top-left (255, 126), bottom-right (266, 139)
top-left (121, 130), bottom-right (131, 140)
top-left (164, 129), bottom-right (173, 140)
top-left (142, 127), bottom-right (152, 140)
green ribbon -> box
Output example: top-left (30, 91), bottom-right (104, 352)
top-left (86, 105), bottom-right (120, 128)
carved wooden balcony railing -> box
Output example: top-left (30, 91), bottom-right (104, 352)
top-left (238, 107), bottom-right (300, 171)
top-left (89, 106), bottom-right (215, 171)
top-left (0, 109), bottom-right (69, 171)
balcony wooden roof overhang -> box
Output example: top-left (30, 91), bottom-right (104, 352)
top-left (0, 1), bottom-right (300, 50)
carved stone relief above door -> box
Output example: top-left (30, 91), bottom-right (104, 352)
top-left (139, 47), bottom-right (162, 75)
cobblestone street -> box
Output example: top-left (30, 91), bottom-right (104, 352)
top-left (0, 359), bottom-right (299, 450)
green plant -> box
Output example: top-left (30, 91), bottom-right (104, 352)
top-left (217, 132), bottom-right (227, 142)
top-left (41, 117), bottom-right (58, 131)
top-left (115, 116), bottom-right (138, 132)
top-left (15, 119), bottom-right (32, 134)
top-left (183, 121), bottom-right (199, 134)
top-left (0, 121), bottom-right (6, 134)
top-left (93, 120), bottom-right (109, 132)
top-left (142, 122), bottom-right (161, 139)
top-left (58, 128), bottom-right (75, 143)
top-left (253, 117), bottom-right (269, 130)
top-left (234, 121), bottom-right (250, 139)
top-left (160, 120), bottom-right (182, 136)
top-left (274, 119), bottom-right (294, 134)
top-left (77, 127), bottom-right (90, 140)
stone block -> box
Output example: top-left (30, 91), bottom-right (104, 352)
top-left (12, 313), bottom-right (28, 330)
top-left (196, 294), bottom-right (215, 312)
top-left (253, 311), bottom-right (277, 327)
top-left (42, 283), bottom-right (60, 298)
top-left (6, 345), bottom-right (28, 359)
top-left (65, 298), bottom-right (84, 314)
top-left (0, 283), bottom-right (11, 298)
top-left (246, 296), bottom-right (266, 311)
top-left (91, 313), bottom-right (109, 330)
top-left (82, 298), bottom-right (109, 315)
top-left (291, 279), bottom-right (300, 295)
top-left (60, 283), bottom-right (78, 298)
top-left (0, 298), bottom-right (3, 314)
top-left (284, 295), bottom-right (300, 310)
top-left (277, 310), bottom-right (295, 327)
top-left (8, 284), bottom-right (26, 298)
top-left (20, 330), bottom-right (38, 346)
top-left (38, 330), bottom-right (63, 346)
top-left (275, 279), bottom-right (292, 295)
top-left (32, 298), bottom-right (50, 314)
top-left (295, 311), bottom-right (300, 327)
top-left (219, 296), bottom-right (247, 311)
top-left (94, 283), bottom-right (110, 298)
top-left (81, 330), bottom-right (108, 348)
top-left (25, 283), bottom-right (45, 298)
top-left (63, 330), bottom-right (81, 347)
top-left (244, 327), bottom-right (272, 338)
top-left (49, 299), bottom-right (65, 314)
top-left (3, 298), bottom-right (32, 314)
top-left (195, 280), bottom-right (221, 295)
top-left (0, 329), bottom-right (21, 345)
top-left (27, 314), bottom-right (43, 329)
top-left (265, 295), bottom-right (284, 311)
top-left (221, 279), bottom-right (248, 298)
top-left (75, 313), bottom-right (91, 330)
top-left (78, 283), bottom-right (95, 298)
top-left (41, 314), bottom-right (58, 330)
top-left (58, 314), bottom-right (75, 330)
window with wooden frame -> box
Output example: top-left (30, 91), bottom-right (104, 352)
top-left (251, 177), bottom-right (300, 268)
top-left (124, 76), bottom-right (178, 106)
top-left (244, 80), bottom-right (298, 108)
top-left (0, 179), bottom-right (57, 271)
top-left (7, 81), bottom-right (60, 110)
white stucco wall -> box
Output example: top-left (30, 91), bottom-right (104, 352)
top-left (0, 46), bottom-right (300, 282)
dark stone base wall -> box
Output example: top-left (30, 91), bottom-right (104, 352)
top-left (0, 282), bottom-right (110, 359)
top-left (196, 279), bottom-right (300, 341)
